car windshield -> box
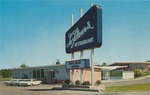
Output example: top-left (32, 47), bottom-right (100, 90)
top-left (25, 79), bottom-right (31, 81)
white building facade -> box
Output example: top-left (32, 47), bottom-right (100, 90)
top-left (12, 64), bottom-right (69, 83)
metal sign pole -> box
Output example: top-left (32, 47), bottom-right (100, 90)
top-left (91, 48), bottom-right (94, 86)
top-left (71, 14), bottom-right (74, 84)
top-left (90, 2), bottom-right (94, 86)
top-left (80, 51), bottom-right (83, 83)
top-left (71, 52), bottom-right (74, 84)
top-left (91, 2), bottom-right (94, 7)
top-left (79, 8), bottom-right (84, 84)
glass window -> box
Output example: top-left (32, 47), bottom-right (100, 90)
top-left (53, 71), bottom-right (55, 78)
top-left (37, 70), bottom-right (40, 78)
top-left (33, 70), bottom-right (36, 78)
top-left (41, 69), bottom-right (44, 78)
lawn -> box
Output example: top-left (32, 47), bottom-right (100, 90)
top-left (136, 72), bottom-right (150, 78)
top-left (0, 77), bottom-right (11, 81)
top-left (106, 83), bottom-right (150, 92)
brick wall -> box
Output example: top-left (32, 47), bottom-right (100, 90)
top-left (69, 68), bottom-right (101, 84)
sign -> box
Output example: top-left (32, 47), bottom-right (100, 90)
top-left (65, 5), bottom-right (102, 53)
top-left (66, 59), bottom-right (90, 70)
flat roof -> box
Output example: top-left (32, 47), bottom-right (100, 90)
top-left (12, 64), bottom-right (65, 70)
top-left (13, 64), bottom-right (102, 70)
top-left (109, 62), bottom-right (150, 66)
top-left (95, 66), bottom-right (127, 71)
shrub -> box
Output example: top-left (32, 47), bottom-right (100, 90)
top-left (95, 80), bottom-right (101, 85)
top-left (134, 69), bottom-right (142, 78)
top-left (75, 80), bottom-right (80, 85)
top-left (82, 81), bottom-right (90, 85)
top-left (64, 79), bottom-right (71, 84)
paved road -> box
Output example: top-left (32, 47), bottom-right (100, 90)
top-left (0, 81), bottom-right (149, 95)
top-left (0, 83), bottom-right (98, 95)
top-left (101, 75), bottom-right (150, 87)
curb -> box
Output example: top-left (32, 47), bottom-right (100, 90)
top-left (52, 87), bottom-right (99, 92)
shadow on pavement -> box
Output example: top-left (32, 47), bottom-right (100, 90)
top-left (27, 89), bottom-right (53, 91)
top-left (27, 87), bottom-right (99, 92)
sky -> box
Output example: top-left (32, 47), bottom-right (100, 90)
top-left (0, 0), bottom-right (150, 69)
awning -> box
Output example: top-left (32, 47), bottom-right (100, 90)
top-left (95, 66), bottom-right (128, 71)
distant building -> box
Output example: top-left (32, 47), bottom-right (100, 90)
top-left (109, 62), bottom-right (150, 72)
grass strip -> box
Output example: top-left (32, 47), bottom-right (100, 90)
top-left (106, 83), bottom-right (150, 92)
top-left (0, 77), bottom-right (11, 81)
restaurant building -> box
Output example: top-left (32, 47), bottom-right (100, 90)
top-left (12, 64), bottom-right (102, 84)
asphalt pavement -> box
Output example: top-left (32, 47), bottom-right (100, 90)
top-left (0, 82), bottom-right (150, 95)
top-left (0, 76), bottom-right (150, 95)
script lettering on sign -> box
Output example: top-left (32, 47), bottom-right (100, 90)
top-left (66, 21), bottom-right (94, 49)
top-left (65, 5), bottom-right (102, 53)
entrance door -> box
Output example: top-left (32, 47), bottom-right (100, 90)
top-left (45, 71), bottom-right (55, 83)
top-left (50, 71), bottom-right (53, 82)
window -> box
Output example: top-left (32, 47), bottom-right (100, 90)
top-left (33, 70), bottom-right (36, 78)
top-left (37, 70), bottom-right (40, 78)
top-left (41, 69), bottom-right (44, 78)
top-left (53, 71), bottom-right (55, 78)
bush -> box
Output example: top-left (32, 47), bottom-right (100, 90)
top-left (82, 81), bottom-right (90, 85)
top-left (134, 69), bottom-right (142, 78)
top-left (95, 80), bottom-right (101, 85)
top-left (64, 79), bottom-right (71, 84)
top-left (75, 80), bottom-right (80, 85)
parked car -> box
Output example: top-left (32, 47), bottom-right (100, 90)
top-left (3, 79), bottom-right (21, 86)
top-left (3, 79), bottom-right (13, 85)
top-left (19, 79), bottom-right (42, 86)
top-left (11, 79), bottom-right (24, 86)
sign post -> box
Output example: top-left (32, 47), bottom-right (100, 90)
top-left (71, 14), bottom-right (74, 84)
top-left (91, 2), bottom-right (94, 86)
top-left (80, 8), bottom-right (83, 83)
top-left (91, 48), bottom-right (94, 86)
top-left (65, 3), bottom-right (102, 86)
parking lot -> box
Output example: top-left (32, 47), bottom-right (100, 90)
top-left (0, 82), bottom-right (100, 95)
top-left (0, 81), bottom-right (150, 95)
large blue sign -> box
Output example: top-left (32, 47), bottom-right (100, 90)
top-left (65, 5), bottom-right (102, 53)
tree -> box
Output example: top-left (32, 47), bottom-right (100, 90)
top-left (101, 62), bottom-right (107, 67)
top-left (56, 59), bottom-right (60, 64)
top-left (134, 69), bottom-right (142, 78)
top-left (0, 69), bottom-right (12, 78)
top-left (0, 70), bottom-right (2, 77)
top-left (20, 63), bottom-right (28, 68)
top-left (146, 60), bottom-right (150, 62)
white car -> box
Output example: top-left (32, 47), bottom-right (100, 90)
top-left (11, 79), bottom-right (25, 86)
top-left (3, 79), bottom-right (21, 86)
top-left (19, 79), bottom-right (42, 86)
top-left (3, 79), bottom-right (12, 85)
